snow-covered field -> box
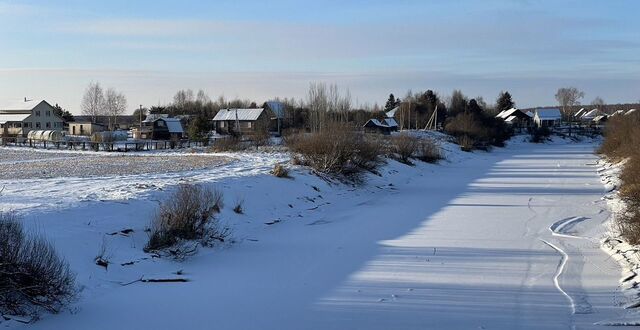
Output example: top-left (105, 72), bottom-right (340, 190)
top-left (1, 136), bottom-right (638, 329)
top-left (0, 147), bottom-right (230, 179)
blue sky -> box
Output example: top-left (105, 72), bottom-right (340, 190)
top-left (1, 0), bottom-right (639, 113)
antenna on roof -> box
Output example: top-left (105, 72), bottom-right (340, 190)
top-left (24, 97), bottom-right (33, 102)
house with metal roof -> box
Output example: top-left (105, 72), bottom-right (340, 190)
top-left (139, 115), bottom-right (184, 140)
top-left (533, 108), bottom-right (562, 128)
top-left (0, 99), bottom-right (64, 137)
top-left (212, 108), bottom-right (270, 136)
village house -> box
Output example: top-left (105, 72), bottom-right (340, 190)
top-left (68, 122), bottom-right (106, 136)
top-left (534, 108), bottom-right (562, 128)
top-left (212, 108), bottom-right (270, 136)
top-left (495, 108), bottom-right (532, 129)
top-left (138, 114), bottom-right (184, 140)
top-left (0, 99), bottom-right (64, 137)
top-left (73, 115), bottom-right (138, 131)
top-left (363, 117), bottom-right (399, 135)
top-left (579, 109), bottom-right (600, 122)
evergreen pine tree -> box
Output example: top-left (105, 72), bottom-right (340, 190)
top-left (467, 99), bottom-right (483, 114)
top-left (384, 94), bottom-right (397, 111)
top-left (53, 103), bottom-right (75, 122)
top-left (496, 91), bottom-right (515, 113)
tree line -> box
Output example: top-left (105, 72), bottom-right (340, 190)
top-left (77, 80), bottom-right (633, 139)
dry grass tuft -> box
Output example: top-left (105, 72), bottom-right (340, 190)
top-left (271, 163), bottom-right (290, 178)
top-left (145, 185), bottom-right (227, 253)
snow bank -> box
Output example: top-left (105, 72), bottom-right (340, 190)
top-left (597, 157), bottom-right (640, 321)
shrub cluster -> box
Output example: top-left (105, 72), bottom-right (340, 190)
top-left (529, 127), bottom-right (551, 143)
top-left (390, 134), bottom-right (419, 164)
top-left (0, 212), bottom-right (75, 318)
top-left (145, 185), bottom-right (226, 253)
top-left (415, 138), bottom-right (443, 163)
top-left (389, 134), bottom-right (442, 164)
top-left (286, 124), bottom-right (383, 177)
top-left (599, 112), bottom-right (640, 243)
top-left (208, 137), bottom-right (247, 152)
top-left (444, 112), bottom-right (512, 151)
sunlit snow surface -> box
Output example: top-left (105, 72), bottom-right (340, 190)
top-left (2, 135), bottom-right (639, 329)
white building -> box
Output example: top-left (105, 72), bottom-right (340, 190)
top-left (534, 108), bottom-right (562, 128)
top-left (0, 100), bottom-right (64, 137)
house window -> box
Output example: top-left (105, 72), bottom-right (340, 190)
top-left (36, 122), bottom-right (41, 128)
top-left (46, 111), bottom-right (51, 116)
top-left (46, 122), bottom-right (51, 128)
top-left (36, 111), bottom-right (41, 116)
top-left (220, 121), bottom-right (225, 128)
top-left (247, 122), bottom-right (252, 128)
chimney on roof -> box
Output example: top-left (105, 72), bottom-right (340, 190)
top-left (24, 97), bottom-right (27, 102)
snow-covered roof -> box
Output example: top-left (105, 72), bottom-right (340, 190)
top-left (580, 109), bottom-right (599, 119)
top-left (384, 118), bottom-right (398, 127)
top-left (574, 108), bottom-right (585, 118)
top-left (364, 118), bottom-right (398, 128)
top-left (496, 108), bottom-right (519, 119)
top-left (265, 101), bottom-right (285, 119)
top-left (593, 115), bottom-right (608, 122)
top-left (525, 111), bottom-right (534, 118)
top-left (142, 113), bottom-right (169, 123)
top-left (610, 110), bottom-right (625, 117)
top-left (504, 116), bottom-right (518, 123)
top-left (0, 99), bottom-right (41, 111)
top-left (386, 106), bottom-right (399, 118)
top-left (367, 119), bottom-right (384, 127)
top-left (212, 108), bottom-right (265, 121)
top-left (535, 108), bottom-right (561, 120)
top-left (0, 113), bottom-right (31, 124)
top-left (162, 118), bottom-right (184, 133)
top-left (69, 121), bottom-right (105, 126)
top-left (626, 109), bottom-right (637, 116)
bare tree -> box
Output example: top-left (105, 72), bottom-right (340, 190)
top-left (104, 88), bottom-right (127, 130)
top-left (338, 88), bottom-right (352, 123)
top-left (173, 89), bottom-right (194, 109)
top-left (307, 82), bottom-right (328, 132)
top-left (591, 96), bottom-right (605, 109)
top-left (215, 95), bottom-right (227, 109)
top-left (81, 82), bottom-right (105, 122)
top-left (555, 87), bottom-right (584, 119)
top-left (196, 90), bottom-right (210, 105)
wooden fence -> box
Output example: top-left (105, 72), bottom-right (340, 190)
top-left (0, 137), bottom-right (206, 152)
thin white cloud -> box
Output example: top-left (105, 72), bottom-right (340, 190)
top-left (0, 1), bottom-right (44, 16)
